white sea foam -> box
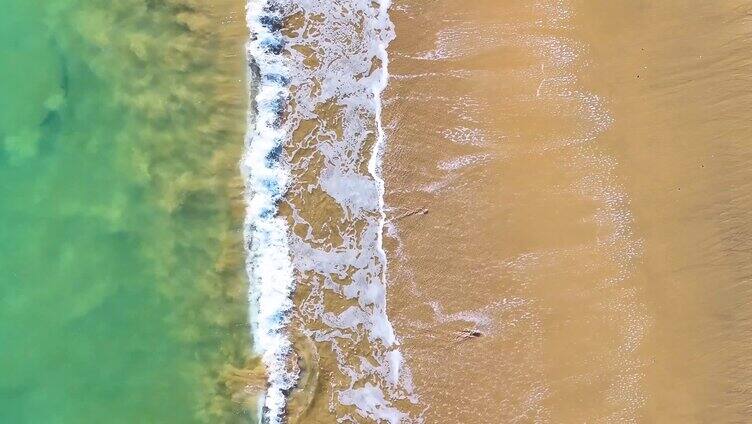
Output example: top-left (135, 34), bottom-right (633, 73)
top-left (438, 153), bottom-right (491, 171)
top-left (245, 0), bottom-right (418, 422)
top-left (282, 0), bottom-right (419, 421)
top-left (243, 2), bottom-right (296, 422)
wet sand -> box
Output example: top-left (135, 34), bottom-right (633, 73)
top-left (576, 2), bottom-right (752, 421)
top-left (381, 0), bottom-right (752, 422)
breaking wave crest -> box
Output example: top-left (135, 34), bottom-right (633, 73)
top-left (243, 2), bottom-right (296, 422)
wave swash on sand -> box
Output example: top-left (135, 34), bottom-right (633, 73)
top-left (244, 1), bottom-right (419, 422)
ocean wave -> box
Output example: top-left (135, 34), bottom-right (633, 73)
top-left (243, 1), bottom-right (297, 422)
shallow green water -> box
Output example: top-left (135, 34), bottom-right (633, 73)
top-left (0, 1), bottom-right (252, 422)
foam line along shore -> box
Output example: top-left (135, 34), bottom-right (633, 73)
top-left (244, 1), bottom-right (297, 422)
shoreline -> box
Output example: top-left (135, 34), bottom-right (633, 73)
top-left (243, 1), bottom-right (299, 422)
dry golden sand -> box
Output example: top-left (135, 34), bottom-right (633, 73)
top-left (381, 0), bottom-right (752, 422)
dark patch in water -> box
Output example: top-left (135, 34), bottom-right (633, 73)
top-left (264, 73), bottom-right (290, 86)
top-left (456, 329), bottom-right (483, 342)
top-left (262, 37), bottom-right (285, 55)
top-left (248, 58), bottom-right (261, 120)
top-left (259, 15), bottom-right (283, 32)
top-left (35, 50), bottom-right (68, 158)
top-left (270, 96), bottom-right (284, 114)
top-left (263, 179), bottom-right (280, 194)
top-left (59, 53), bottom-right (70, 96)
top-left (268, 96), bottom-right (286, 128)
top-left (263, 2), bottom-right (282, 15)
top-left (265, 143), bottom-right (284, 166)
top-left (260, 208), bottom-right (275, 219)
top-left (37, 110), bottom-right (62, 157)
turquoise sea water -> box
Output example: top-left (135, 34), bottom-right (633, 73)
top-left (0, 1), bottom-right (253, 422)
